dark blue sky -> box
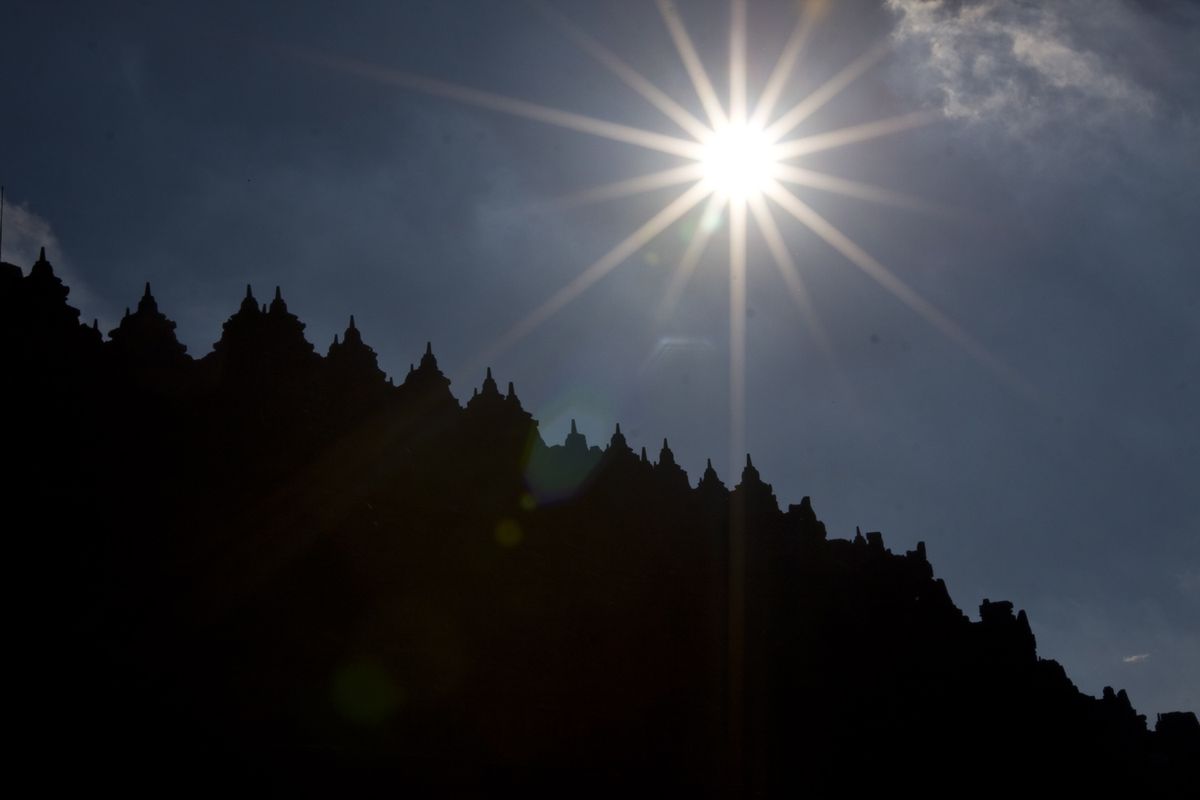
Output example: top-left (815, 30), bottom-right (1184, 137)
top-left (3, 0), bottom-right (1197, 716)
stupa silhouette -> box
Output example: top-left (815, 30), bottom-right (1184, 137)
top-left (1, 250), bottom-right (1195, 796)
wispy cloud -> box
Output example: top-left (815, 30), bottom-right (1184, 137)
top-left (0, 197), bottom-right (102, 322)
top-left (886, 0), bottom-right (1154, 133)
top-left (2, 198), bottom-right (64, 268)
top-left (1122, 653), bottom-right (1151, 664)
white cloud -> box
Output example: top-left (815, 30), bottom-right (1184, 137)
top-left (1122, 653), bottom-right (1151, 664)
top-left (2, 199), bottom-right (65, 268)
top-left (886, 0), bottom-right (1155, 133)
top-left (0, 198), bottom-right (102, 322)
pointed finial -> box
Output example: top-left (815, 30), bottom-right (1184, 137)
top-left (124, 307), bottom-right (130, 318)
top-left (473, 387), bottom-right (478, 397)
top-left (700, 457), bottom-right (724, 489)
top-left (39, 246), bottom-right (46, 261)
top-left (641, 446), bottom-right (648, 462)
top-left (409, 363), bottom-right (415, 374)
top-left (615, 422), bottom-right (622, 434)
top-left (507, 381), bottom-right (515, 397)
top-left (261, 303), bottom-right (267, 313)
top-left (332, 334), bottom-right (339, 345)
top-left (658, 438), bottom-right (676, 467)
top-left (245, 284), bottom-right (253, 299)
top-left (570, 419), bottom-right (578, 434)
top-left (486, 366), bottom-right (492, 379)
top-left (425, 341), bottom-right (432, 356)
top-left (92, 318), bottom-right (99, 330)
top-left (746, 453), bottom-right (753, 468)
top-left (348, 314), bottom-right (356, 330)
top-left (274, 286), bottom-right (282, 301)
top-left (137, 280), bottom-right (159, 313)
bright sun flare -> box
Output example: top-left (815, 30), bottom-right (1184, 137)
top-left (297, 2), bottom-right (1028, 768)
top-left (306, 0), bottom-right (1019, 466)
top-left (700, 123), bottom-right (778, 199)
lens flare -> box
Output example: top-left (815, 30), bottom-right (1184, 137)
top-left (297, 0), bottom-right (1019, 439)
top-left (299, 4), bottom-right (1030, 777)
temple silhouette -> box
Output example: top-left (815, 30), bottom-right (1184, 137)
top-left (2, 249), bottom-right (1196, 795)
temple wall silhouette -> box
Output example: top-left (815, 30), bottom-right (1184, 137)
top-left (2, 251), bottom-right (1196, 795)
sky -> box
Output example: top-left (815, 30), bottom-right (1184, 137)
top-left (2, 0), bottom-right (1197, 718)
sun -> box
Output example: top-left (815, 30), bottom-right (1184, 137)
top-left (299, 0), bottom-right (1016, 465)
top-left (302, 5), bottom-right (1022, 756)
top-left (700, 122), bottom-right (778, 200)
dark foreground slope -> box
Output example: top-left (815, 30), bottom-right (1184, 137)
top-left (3, 252), bottom-right (1196, 795)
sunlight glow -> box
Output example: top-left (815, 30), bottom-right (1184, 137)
top-left (535, 1), bottom-right (712, 141)
top-left (656, 0), bottom-right (728, 129)
top-left (299, 4), bottom-right (1028, 780)
top-left (299, 0), bottom-right (1021, 434)
top-left (482, 181), bottom-right (713, 364)
top-left (658, 193), bottom-right (725, 320)
top-left (701, 123), bottom-right (778, 200)
top-left (557, 164), bottom-right (706, 208)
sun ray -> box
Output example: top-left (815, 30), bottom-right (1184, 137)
top-left (294, 49), bottom-right (706, 159)
top-left (729, 196), bottom-right (748, 471)
top-left (533, 1), bottom-right (713, 141)
top-left (479, 181), bottom-right (714, 363)
top-left (749, 0), bottom-right (823, 129)
top-left (748, 192), bottom-right (867, 430)
top-left (746, 193), bottom-right (832, 355)
top-left (763, 39), bottom-right (892, 143)
top-left (556, 164), bottom-right (706, 208)
top-left (297, 4), bottom-right (1007, 416)
top-left (655, 0), bottom-right (729, 129)
top-left (774, 164), bottom-right (954, 216)
top-left (773, 111), bottom-right (932, 160)
top-left (730, 0), bottom-right (748, 123)
top-left (657, 193), bottom-right (725, 320)
top-left (765, 181), bottom-right (1034, 395)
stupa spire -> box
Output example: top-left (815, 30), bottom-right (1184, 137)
top-left (269, 285), bottom-right (288, 314)
top-left (741, 452), bottom-right (761, 484)
top-left (137, 281), bottom-right (158, 314)
top-left (698, 457), bottom-right (726, 493)
top-left (609, 422), bottom-right (630, 454)
top-left (476, 366), bottom-right (500, 398)
top-left (239, 284), bottom-right (258, 314)
top-left (659, 438), bottom-right (676, 467)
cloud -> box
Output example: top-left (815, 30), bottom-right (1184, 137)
top-left (1122, 653), bottom-right (1151, 664)
top-left (0, 198), bottom-right (104, 322)
top-left (1, 198), bottom-right (65, 268)
top-left (886, 0), bottom-right (1155, 133)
